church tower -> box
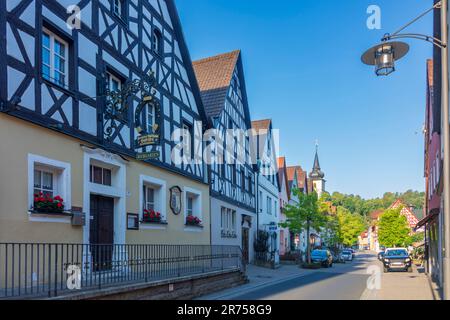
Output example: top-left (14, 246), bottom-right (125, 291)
top-left (309, 146), bottom-right (326, 197)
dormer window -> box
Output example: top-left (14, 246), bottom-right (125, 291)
top-left (152, 29), bottom-right (163, 56)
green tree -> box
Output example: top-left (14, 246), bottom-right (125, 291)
top-left (378, 207), bottom-right (412, 247)
top-left (336, 207), bottom-right (366, 247)
top-left (280, 189), bottom-right (326, 264)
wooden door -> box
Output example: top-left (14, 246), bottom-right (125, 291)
top-left (90, 195), bottom-right (114, 271)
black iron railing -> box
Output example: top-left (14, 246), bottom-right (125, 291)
top-left (0, 243), bottom-right (245, 299)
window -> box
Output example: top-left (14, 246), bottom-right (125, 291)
top-left (182, 121), bottom-right (194, 159)
top-left (90, 165), bottom-right (112, 186)
top-left (187, 196), bottom-right (194, 216)
top-left (184, 187), bottom-right (202, 226)
top-left (221, 207), bottom-right (236, 237)
top-left (34, 167), bottom-right (55, 198)
top-left (42, 30), bottom-right (68, 87)
top-left (248, 174), bottom-right (253, 193)
top-left (140, 175), bottom-right (167, 223)
top-left (28, 154), bottom-right (71, 215)
top-left (274, 200), bottom-right (278, 217)
top-left (267, 196), bottom-right (272, 215)
top-left (107, 72), bottom-right (122, 92)
top-left (152, 29), bottom-right (163, 56)
top-left (113, 0), bottom-right (125, 18)
top-left (147, 104), bottom-right (156, 133)
top-left (241, 169), bottom-right (246, 190)
top-left (144, 186), bottom-right (155, 210)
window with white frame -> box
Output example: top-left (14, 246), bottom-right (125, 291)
top-left (28, 154), bottom-right (71, 212)
top-left (184, 188), bottom-right (202, 223)
top-left (42, 30), bottom-right (68, 87)
top-left (221, 207), bottom-right (236, 237)
top-left (33, 166), bottom-right (56, 198)
top-left (140, 175), bottom-right (166, 222)
top-left (187, 195), bottom-right (194, 216)
top-left (267, 196), bottom-right (272, 215)
top-left (144, 186), bottom-right (155, 210)
top-left (90, 165), bottom-right (112, 186)
top-left (106, 72), bottom-right (122, 92)
top-left (147, 104), bottom-right (156, 133)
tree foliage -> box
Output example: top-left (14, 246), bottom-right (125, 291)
top-left (336, 207), bottom-right (366, 247)
top-left (378, 207), bottom-right (412, 247)
top-left (321, 190), bottom-right (424, 218)
top-left (280, 189), bottom-right (326, 234)
top-left (280, 189), bottom-right (326, 263)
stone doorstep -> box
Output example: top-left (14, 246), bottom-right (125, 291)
top-left (46, 268), bottom-right (244, 300)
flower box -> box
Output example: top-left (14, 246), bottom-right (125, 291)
top-left (186, 215), bottom-right (202, 227)
top-left (142, 209), bottom-right (163, 224)
top-left (33, 193), bottom-right (65, 214)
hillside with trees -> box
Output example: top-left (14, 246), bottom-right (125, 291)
top-left (320, 190), bottom-right (424, 218)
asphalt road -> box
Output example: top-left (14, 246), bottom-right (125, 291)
top-left (230, 253), bottom-right (374, 300)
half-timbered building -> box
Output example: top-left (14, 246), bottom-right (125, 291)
top-left (0, 0), bottom-right (212, 246)
top-left (277, 157), bottom-right (290, 256)
top-left (193, 51), bottom-right (257, 263)
top-left (252, 119), bottom-right (280, 265)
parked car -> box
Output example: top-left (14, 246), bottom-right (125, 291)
top-left (311, 249), bottom-right (333, 268)
top-left (341, 250), bottom-right (353, 261)
top-left (332, 251), bottom-right (345, 263)
top-left (383, 248), bottom-right (413, 273)
top-left (377, 251), bottom-right (385, 261)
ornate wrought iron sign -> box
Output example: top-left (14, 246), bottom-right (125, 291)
top-left (104, 70), bottom-right (162, 161)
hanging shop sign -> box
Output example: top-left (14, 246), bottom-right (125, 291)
top-left (104, 70), bottom-right (162, 160)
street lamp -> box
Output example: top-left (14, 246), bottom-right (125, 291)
top-left (361, 41), bottom-right (409, 76)
top-left (361, 0), bottom-right (450, 300)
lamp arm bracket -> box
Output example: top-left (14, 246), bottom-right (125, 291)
top-left (389, 1), bottom-right (442, 37)
top-left (382, 33), bottom-right (447, 49)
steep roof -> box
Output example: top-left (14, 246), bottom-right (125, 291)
top-left (277, 157), bottom-right (290, 201)
top-left (287, 166), bottom-right (308, 191)
top-left (252, 119), bottom-right (271, 132)
top-left (192, 50), bottom-right (240, 119)
top-left (309, 149), bottom-right (325, 179)
top-left (370, 209), bottom-right (384, 220)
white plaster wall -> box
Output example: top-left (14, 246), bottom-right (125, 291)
top-left (211, 197), bottom-right (256, 263)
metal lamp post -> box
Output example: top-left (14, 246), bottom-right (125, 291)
top-left (362, 0), bottom-right (450, 299)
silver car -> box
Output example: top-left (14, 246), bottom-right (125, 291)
top-left (341, 250), bottom-right (353, 261)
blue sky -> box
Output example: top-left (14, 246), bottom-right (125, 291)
top-left (175, 0), bottom-right (433, 199)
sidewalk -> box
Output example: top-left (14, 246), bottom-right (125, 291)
top-left (197, 263), bottom-right (313, 300)
top-left (360, 265), bottom-right (438, 300)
